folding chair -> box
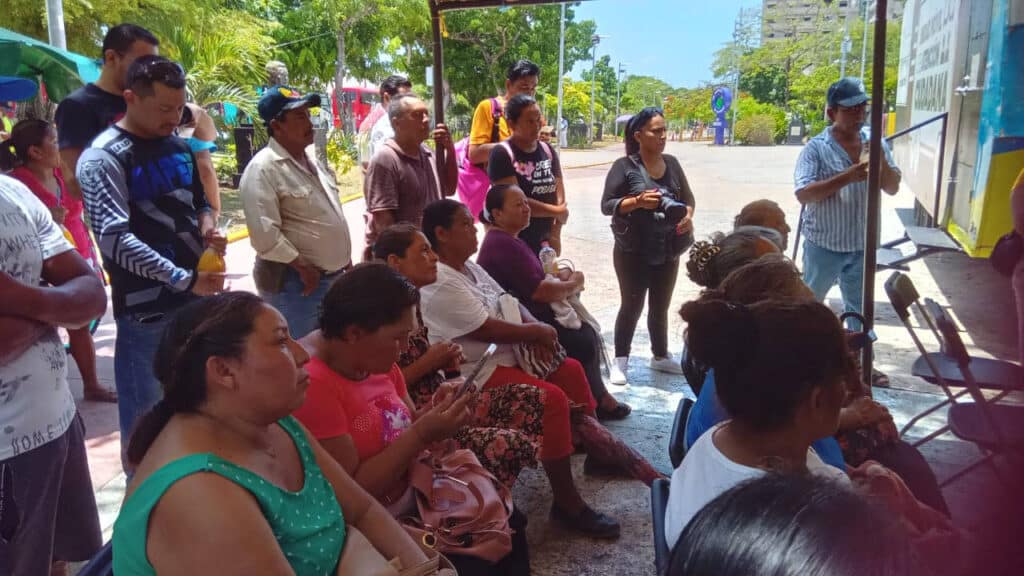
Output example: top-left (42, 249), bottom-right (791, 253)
top-left (884, 272), bottom-right (1023, 485)
top-left (650, 477), bottom-right (671, 576)
top-left (884, 273), bottom-right (1021, 440)
top-left (926, 300), bottom-right (1024, 486)
top-left (668, 397), bottom-right (694, 469)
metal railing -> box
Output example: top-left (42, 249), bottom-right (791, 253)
top-left (791, 112), bottom-right (950, 262)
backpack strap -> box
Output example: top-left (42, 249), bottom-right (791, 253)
top-left (489, 97), bottom-right (503, 143)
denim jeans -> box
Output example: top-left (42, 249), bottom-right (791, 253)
top-left (259, 267), bottom-right (339, 339)
top-left (802, 239), bottom-right (865, 330)
top-left (114, 311), bottom-right (173, 469)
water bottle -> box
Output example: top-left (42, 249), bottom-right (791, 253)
top-left (538, 241), bottom-right (558, 276)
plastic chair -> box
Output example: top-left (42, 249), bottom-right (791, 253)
top-left (650, 477), bottom-right (671, 576)
top-left (77, 541), bottom-right (113, 576)
top-left (680, 342), bottom-right (707, 396)
top-left (668, 397), bottom-right (694, 469)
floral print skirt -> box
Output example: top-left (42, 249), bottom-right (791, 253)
top-left (411, 377), bottom-right (544, 487)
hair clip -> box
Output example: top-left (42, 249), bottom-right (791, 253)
top-left (690, 241), bottom-right (721, 273)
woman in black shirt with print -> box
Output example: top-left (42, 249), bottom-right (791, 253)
top-left (601, 107), bottom-right (696, 385)
top-left (488, 94), bottom-right (568, 254)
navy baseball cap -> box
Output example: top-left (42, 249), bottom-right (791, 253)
top-left (827, 77), bottom-right (869, 108)
top-left (258, 85), bottom-right (321, 125)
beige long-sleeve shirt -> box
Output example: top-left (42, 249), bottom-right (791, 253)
top-left (240, 138), bottom-right (352, 272)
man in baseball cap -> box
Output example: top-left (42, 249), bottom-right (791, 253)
top-left (240, 84), bottom-right (352, 339)
top-left (257, 85), bottom-right (321, 126)
top-left (792, 76), bottom-right (902, 387)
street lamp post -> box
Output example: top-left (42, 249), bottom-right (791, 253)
top-left (615, 63), bottom-right (625, 119)
top-left (589, 34), bottom-right (600, 145)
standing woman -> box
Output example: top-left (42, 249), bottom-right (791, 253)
top-left (489, 94), bottom-right (568, 254)
top-left (601, 107), bottom-right (695, 385)
top-left (1, 119), bottom-right (116, 402)
top-left (1012, 168), bottom-right (1024, 366)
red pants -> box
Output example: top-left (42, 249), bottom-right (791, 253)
top-left (484, 359), bottom-right (596, 461)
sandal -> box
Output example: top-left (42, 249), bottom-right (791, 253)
top-left (596, 401), bottom-right (632, 421)
top-left (84, 386), bottom-right (118, 403)
top-left (871, 369), bottom-right (891, 388)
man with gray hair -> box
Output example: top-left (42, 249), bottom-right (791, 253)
top-left (363, 93), bottom-right (456, 256)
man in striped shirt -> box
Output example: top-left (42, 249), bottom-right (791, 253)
top-left (794, 78), bottom-right (901, 331)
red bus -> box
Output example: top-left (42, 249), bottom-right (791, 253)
top-left (331, 86), bottom-right (379, 131)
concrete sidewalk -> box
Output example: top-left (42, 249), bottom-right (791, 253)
top-left (71, 142), bottom-right (1022, 573)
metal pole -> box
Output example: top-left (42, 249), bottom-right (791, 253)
top-left (430, 2), bottom-right (446, 184)
top-left (839, 0), bottom-right (852, 77)
top-left (589, 36), bottom-right (598, 145)
top-left (860, 0), bottom-right (870, 79)
top-left (615, 64), bottom-right (622, 119)
top-left (861, 0), bottom-right (888, 386)
top-left (45, 0), bottom-right (67, 49)
top-left (556, 3), bottom-right (565, 146)
top-left (731, 11), bottom-right (741, 146)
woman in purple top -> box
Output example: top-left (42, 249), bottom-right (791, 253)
top-left (477, 184), bottom-right (631, 420)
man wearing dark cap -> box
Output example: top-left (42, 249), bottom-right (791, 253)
top-left (794, 77), bottom-right (901, 383)
top-left (240, 86), bottom-right (352, 339)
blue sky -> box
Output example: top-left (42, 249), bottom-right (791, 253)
top-left (568, 0), bottom-right (763, 89)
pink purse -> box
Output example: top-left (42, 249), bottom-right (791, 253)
top-left (401, 448), bottom-right (514, 563)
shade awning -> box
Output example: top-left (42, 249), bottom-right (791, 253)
top-left (0, 28), bottom-right (101, 102)
top-left (431, 0), bottom-right (589, 12)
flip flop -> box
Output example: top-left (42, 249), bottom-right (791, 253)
top-left (84, 387), bottom-right (118, 403)
top-left (871, 369), bottom-right (891, 388)
top-left (596, 401), bottom-right (632, 421)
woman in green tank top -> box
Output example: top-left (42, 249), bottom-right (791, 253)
top-left (111, 292), bottom-right (429, 574)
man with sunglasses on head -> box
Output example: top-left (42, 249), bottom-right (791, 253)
top-left (76, 55), bottom-right (226, 470)
top-left (794, 78), bottom-right (902, 384)
top-left (55, 24), bottom-right (159, 202)
top-left (239, 86), bottom-right (352, 340)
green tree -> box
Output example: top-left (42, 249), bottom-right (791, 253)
top-left (432, 5), bottom-right (597, 106)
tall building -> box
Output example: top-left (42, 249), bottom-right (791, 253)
top-left (762, 0), bottom-right (904, 42)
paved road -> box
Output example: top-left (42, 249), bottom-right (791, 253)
top-left (72, 140), bottom-right (1020, 574)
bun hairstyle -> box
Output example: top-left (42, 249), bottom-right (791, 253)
top-left (372, 223), bottom-right (421, 261)
top-left (0, 119), bottom-right (51, 171)
top-left (504, 94), bottom-right (537, 125)
top-left (421, 198), bottom-right (466, 248)
top-left (669, 473), bottom-right (915, 576)
top-left (479, 183), bottom-right (516, 224)
top-left (679, 298), bottom-right (848, 431)
top-left (707, 253), bottom-right (811, 305)
top-left (126, 292), bottom-right (266, 466)
top-left (686, 230), bottom-right (776, 289)
top-left (318, 263), bottom-right (419, 340)
top-left (625, 106), bottom-right (665, 156)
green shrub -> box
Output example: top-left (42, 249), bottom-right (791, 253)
top-left (735, 114), bottom-right (777, 146)
top-left (212, 146), bottom-right (237, 184)
top-left (326, 129), bottom-right (357, 176)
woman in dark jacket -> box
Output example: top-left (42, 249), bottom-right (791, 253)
top-left (601, 107), bottom-right (695, 385)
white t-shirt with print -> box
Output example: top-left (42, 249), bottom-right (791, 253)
top-left (368, 113), bottom-right (395, 161)
top-left (0, 175), bottom-right (77, 461)
top-left (664, 422), bottom-right (850, 550)
top-left (419, 260), bottom-right (518, 371)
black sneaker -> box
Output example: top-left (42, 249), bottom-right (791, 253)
top-left (550, 504), bottom-right (621, 539)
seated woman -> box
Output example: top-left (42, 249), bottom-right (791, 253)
top-left (668, 474), bottom-right (916, 576)
top-left (418, 199), bottom-right (629, 538)
top-left (664, 297), bottom-right (852, 548)
top-left (112, 292), bottom-right (429, 574)
top-left (476, 184), bottom-right (630, 419)
top-left (683, 253), bottom-right (949, 516)
top-left (292, 264), bottom-right (529, 573)
top-left (375, 224), bottom-right (544, 488)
